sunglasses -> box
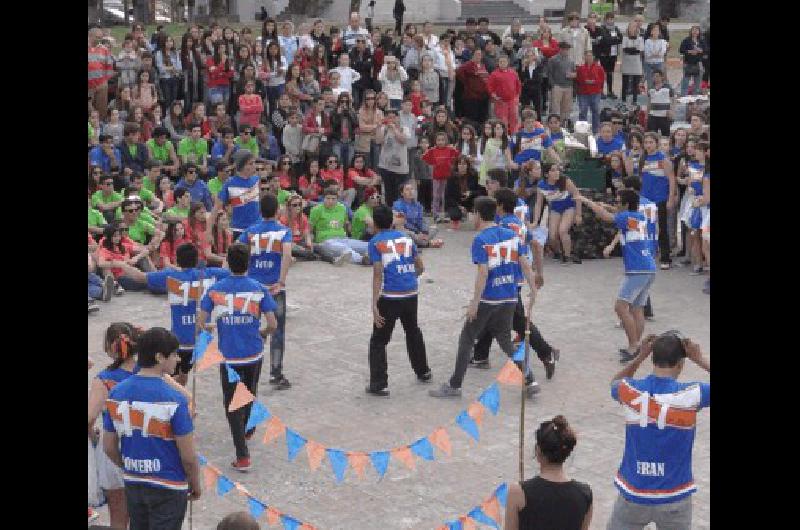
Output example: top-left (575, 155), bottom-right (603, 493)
top-left (327, 160), bottom-right (338, 164)
top-left (290, 203), bottom-right (302, 207)
top-left (124, 207), bottom-right (141, 213)
top-left (103, 182), bottom-right (114, 186)
top-left (255, 166), bottom-right (266, 171)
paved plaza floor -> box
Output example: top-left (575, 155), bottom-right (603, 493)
top-left (88, 223), bottom-right (710, 529)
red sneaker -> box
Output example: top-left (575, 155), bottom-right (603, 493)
top-left (231, 457), bottom-right (251, 472)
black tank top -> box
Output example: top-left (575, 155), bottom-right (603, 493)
top-left (517, 476), bottom-right (592, 530)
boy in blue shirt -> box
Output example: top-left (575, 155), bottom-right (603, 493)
top-left (197, 243), bottom-right (278, 471)
top-left (366, 205), bottom-right (431, 396)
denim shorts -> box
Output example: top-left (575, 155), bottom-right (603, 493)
top-left (618, 273), bottom-right (656, 307)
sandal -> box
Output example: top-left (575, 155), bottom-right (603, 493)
top-left (429, 239), bottom-right (445, 248)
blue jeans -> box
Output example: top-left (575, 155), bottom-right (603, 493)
top-left (643, 62), bottom-right (663, 89)
top-left (333, 140), bottom-right (354, 168)
top-left (577, 93), bottom-right (601, 133)
top-left (208, 86), bottom-right (230, 106)
top-left (266, 84), bottom-right (285, 117)
top-left (316, 238), bottom-right (370, 263)
top-left (680, 65), bottom-right (702, 96)
top-left (88, 272), bottom-right (104, 300)
top-left (270, 290), bottom-right (287, 378)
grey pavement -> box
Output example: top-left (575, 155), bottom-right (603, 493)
top-left (88, 223), bottom-right (710, 530)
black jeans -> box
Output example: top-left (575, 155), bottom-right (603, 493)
top-left (621, 74), bottom-right (641, 104)
top-left (270, 290), bottom-right (287, 378)
top-left (219, 359), bottom-right (263, 459)
top-left (599, 56), bottom-right (617, 94)
top-left (159, 78), bottom-right (179, 110)
top-left (126, 483), bottom-right (188, 530)
top-left (462, 97), bottom-right (489, 125)
top-left (450, 302), bottom-right (519, 389)
top-left (656, 200), bottom-right (671, 264)
top-left (473, 290), bottom-right (553, 365)
top-left (647, 115), bottom-right (671, 136)
top-left (368, 296), bottom-right (430, 389)
top-left (380, 169), bottom-right (409, 208)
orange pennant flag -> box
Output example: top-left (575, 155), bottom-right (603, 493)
top-left (460, 516), bottom-right (477, 530)
top-left (391, 446), bottom-right (416, 470)
top-left (467, 402), bottom-right (485, 426)
top-left (347, 452), bottom-right (370, 479)
top-left (266, 507), bottom-right (281, 526)
top-left (496, 359), bottom-right (525, 386)
top-left (227, 382), bottom-right (256, 412)
top-left (196, 341), bottom-right (224, 371)
top-left (262, 416), bottom-right (286, 445)
top-left (234, 482), bottom-right (250, 496)
top-left (305, 440), bottom-right (326, 471)
top-left (428, 427), bottom-right (452, 457)
top-left (481, 496), bottom-right (501, 523)
top-left (203, 465), bottom-right (219, 489)
top-left (299, 524), bottom-right (316, 530)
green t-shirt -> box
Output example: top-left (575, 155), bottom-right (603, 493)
top-left (309, 203), bottom-right (348, 243)
top-left (127, 144), bottom-right (138, 158)
top-left (277, 189), bottom-right (290, 205)
top-left (91, 190), bottom-right (123, 208)
top-left (89, 122), bottom-right (94, 142)
top-left (115, 206), bottom-right (155, 225)
top-left (207, 177), bottom-right (225, 197)
top-left (235, 137), bottom-right (259, 157)
top-left (147, 138), bottom-right (171, 163)
top-left (166, 205), bottom-right (190, 219)
top-left (127, 215), bottom-right (156, 244)
top-left (142, 175), bottom-right (157, 193)
top-left (88, 208), bottom-right (106, 228)
top-left (177, 137), bottom-right (209, 162)
top-left (351, 204), bottom-right (373, 241)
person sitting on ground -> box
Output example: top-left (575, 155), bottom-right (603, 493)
top-left (351, 188), bottom-right (381, 241)
top-left (146, 126), bottom-right (181, 176)
top-left (90, 134), bottom-right (122, 175)
top-left (175, 163), bottom-right (214, 211)
top-left (392, 182), bottom-right (444, 248)
top-left (177, 122), bottom-right (210, 176)
top-left (309, 186), bottom-right (371, 265)
top-left (92, 175), bottom-right (124, 224)
top-left (279, 192), bottom-right (317, 261)
top-left (163, 187), bottom-right (192, 222)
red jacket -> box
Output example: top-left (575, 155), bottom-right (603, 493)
top-left (421, 146), bottom-right (460, 181)
top-left (302, 110), bottom-right (332, 135)
top-left (205, 57), bottom-right (234, 87)
top-left (456, 61), bottom-right (489, 101)
top-left (238, 94), bottom-right (264, 127)
top-left (487, 68), bottom-right (521, 102)
top-left (576, 61), bottom-right (606, 95)
top-left (532, 39), bottom-right (560, 59)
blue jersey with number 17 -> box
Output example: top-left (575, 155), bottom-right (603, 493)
top-left (614, 211), bottom-right (656, 274)
top-left (237, 219), bottom-right (292, 287)
top-left (472, 225), bottom-right (523, 304)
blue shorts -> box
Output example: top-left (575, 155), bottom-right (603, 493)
top-left (549, 198), bottom-right (576, 214)
top-left (689, 206), bottom-right (707, 230)
top-left (618, 273), bottom-right (656, 307)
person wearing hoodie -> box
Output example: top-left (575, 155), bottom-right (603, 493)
top-left (487, 54), bottom-right (522, 135)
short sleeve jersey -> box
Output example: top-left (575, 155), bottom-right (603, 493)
top-left (614, 211), bottom-right (657, 274)
top-left (102, 375), bottom-right (194, 490)
top-left (498, 212), bottom-right (533, 286)
top-left (638, 197), bottom-right (658, 256)
top-left (237, 219), bottom-right (292, 288)
top-left (641, 151), bottom-right (669, 203)
top-left (218, 175), bottom-right (261, 231)
top-left (611, 375), bottom-right (710, 505)
top-left (200, 276), bottom-right (278, 365)
top-left (368, 230), bottom-right (419, 298)
top-left (471, 225), bottom-right (522, 304)
top-left (513, 129), bottom-right (553, 164)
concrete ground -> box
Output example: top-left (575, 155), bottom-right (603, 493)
top-left (88, 223), bottom-right (710, 529)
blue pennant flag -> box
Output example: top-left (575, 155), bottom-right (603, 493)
top-left (280, 514), bottom-right (301, 530)
top-left (495, 483), bottom-right (508, 507)
top-left (468, 507), bottom-right (499, 529)
top-left (409, 437), bottom-right (435, 461)
top-left (285, 429), bottom-right (307, 462)
top-left (326, 449), bottom-right (348, 483)
top-left (247, 497), bottom-right (266, 519)
top-left (369, 451), bottom-right (390, 479)
top-left (478, 383), bottom-right (501, 416)
top-left (191, 330), bottom-right (214, 364)
top-left (245, 400), bottom-right (272, 433)
top-left (225, 363), bottom-right (241, 383)
top-left (456, 411), bottom-right (480, 442)
top-left (446, 520), bottom-right (463, 530)
top-left (216, 475), bottom-right (235, 496)
top-left (512, 340), bottom-right (526, 361)
top-left (197, 454), bottom-right (207, 466)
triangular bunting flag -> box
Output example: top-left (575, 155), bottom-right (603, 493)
top-left (248, 497), bottom-right (266, 519)
top-left (512, 340), bottom-right (526, 361)
top-left (225, 363), bottom-right (241, 383)
top-left (285, 429), bottom-right (307, 462)
top-left (347, 452), bottom-right (370, 479)
top-left (198, 454), bottom-right (207, 466)
top-left (191, 330), bottom-right (214, 364)
top-left (446, 520), bottom-right (463, 530)
top-left (263, 416), bottom-right (286, 445)
top-left (245, 400), bottom-right (272, 433)
top-left (460, 516), bottom-right (477, 530)
top-left (196, 340), bottom-right (224, 371)
top-left (467, 402), bottom-right (485, 426)
top-left (326, 449), bottom-right (349, 482)
top-left (429, 427), bottom-right (452, 456)
top-left (228, 382), bottom-right (255, 412)
top-left (496, 360), bottom-right (525, 386)
top-left (391, 446), bottom-right (416, 470)
top-left (409, 437), bottom-right (435, 461)
top-left (369, 451), bottom-right (390, 479)
top-left (203, 465), bottom-right (219, 489)
top-left (280, 514), bottom-right (301, 530)
top-left (435, 526), bottom-right (448, 530)
top-left (478, 383), bottom-right (501, 416)
top-left (299, 525), bottom-right (315, 530)
top-left (479, 497), bottom-right (501, 527)
top-left (495, 483), bottom-right (509, 507)
top-left (216, 475), bottom-right (235, 496)
top-left (455, 411), bottom-right (480, 442)
top-left (305, 440), bottom-right (326, 471)
top-left (267, 507), bottom-right (282, 526)
top-left (468, 507), bottom-right (499, 529)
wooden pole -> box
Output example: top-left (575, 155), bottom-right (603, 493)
top-left (519, 290), bottom-right (535, 482)
top-left (188, 265), bottom-right (205, 530)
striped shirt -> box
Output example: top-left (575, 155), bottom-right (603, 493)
top-left (88, 45), bottom-right (115, 89)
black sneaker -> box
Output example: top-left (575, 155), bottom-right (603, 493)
top-left (545, 349), bottom-right (559, 380)
top-left (561, 254), bottom-right (569, 265)
top-left (552, 253), bottom-right (562, 261)
top-left (619, 349), bottom-right (637, 363)
top-left (102, 274), bottom-right (114, 302)
top-left (417, 371), bottom-right (432, 383)
top-left (469, 359), bottom-right (491, 369)
top-left (88, 300), bottom-right (100, 314)
top-left (365, 385), bottom-right (390, 397)
top-left (526, 380), bottom-right (541, 397)
top-left (270, 375), bottom-right (292, 390)
top-left (571, 255), bottom-right (582, 264)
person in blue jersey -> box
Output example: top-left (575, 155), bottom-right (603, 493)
top-left (471, 188), bottom-right (559, 384)
top-left (511, 109), bottom-right (561, 166)
top-left (596, 122), bottom-right (626, 160)
top-left (546, 114), bottom-right (566, 144)
top-left (120, 243), bottom-right (231, 386)
top-left (533, 163), bottom-right (583, 264)
top-left (366, 205), bottom-right (431, 396)
top-left (429, 196), bottom-right (538, 398)
top-left (681, 140), bottom-right (709, 275)
top-left (622, 131), bottom-right (644, 179)
top-left (197, 243), bottom-right (278, 472)
top-left (208, 150), bottom-right (261, 241)
top-left (639, 132), bottom-right (676, 270)
top-left (102, 327), bottom-right (202, 529)
top-left (237, 194), bottom-right (293, 389)
top-left (579, 189), bottom-right (656, 362)
top-left (607, 331), bottom-right (710, 529)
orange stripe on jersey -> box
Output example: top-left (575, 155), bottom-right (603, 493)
top-left (166, 277), bottom-right (201, 300)
top-left (228, 185), bottom-right (259, 206)
top-left (626, 218), bottom-right (640, 231)
top-left (209, 291), bottom-right (261, 317)
top-left (105, 401), bottom-right (175, 439)
top-left (617, 382), bottom-right (697, 428)
top-left (375, 240), bottom-right (410, 255)
top-left (484, 244), bottom-right (519, 262)
top-left (615, 473), bottom-right (695, 495)
top-left (248, 235), bottom-right (285, 253)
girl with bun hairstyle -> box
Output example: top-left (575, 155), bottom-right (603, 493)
top-left (504, 415), bottom-right (593, 530)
